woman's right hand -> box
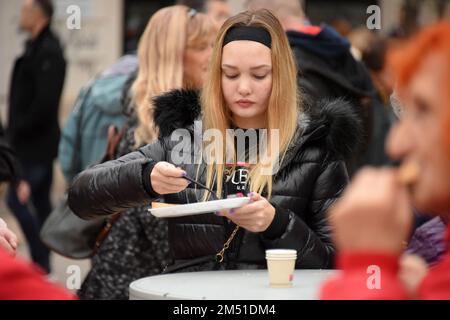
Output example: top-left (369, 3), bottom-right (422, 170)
top-left (150, 162), bottom-right (190, 195)
top-left (0, 218), bottom-right (18, 256)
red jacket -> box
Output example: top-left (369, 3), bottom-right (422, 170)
top-left (320, 225), bottom-right (450, 299)
top-left (0, 249), bottom-right (76, 300)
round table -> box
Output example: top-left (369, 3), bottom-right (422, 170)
top-left (129, 269), bottom-right (337, 300)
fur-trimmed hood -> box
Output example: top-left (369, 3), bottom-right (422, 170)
top-left (153, 89), bottom-right (361, 161)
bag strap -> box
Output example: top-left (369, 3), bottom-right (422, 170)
top-left (92, 124), bottom-right (126, 253)
top-left (94, 212), bottom-right (122, 253)
top-left (101, 124), bottom-right (126, 162)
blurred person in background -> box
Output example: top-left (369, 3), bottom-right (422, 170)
top-left (58, 54), bottom-right (138, 184)
top-left (391, 83), bottom-right (447, 267)
top-left (177, 0), bottom-right (232, 29)
top-left (355, 38), bottom-right (448, 267)
top-left (246, 0), bottom-right (376, 177)
top-left (348, 28), bottom-right (396, 167)
top-left (205, 0), bottom-right (232, 29)
top-left (0, 120), bottom-right (29, 207)
top-left (0, 248), bottom-right (75, 300)
top-left (389, 1), bottom-right (419, 39)
top-left (5, 0), bottom-right (66, 274)
top-left (77, 5), bottom-right (216, 300)
top-left (0, 138), bottom-right (73, 300)
top-left (0, 223), bottom-right (75, 300)
top-left (320, 22), bottom-right (450, 300)
top-left (1, 122), bottom-right (22, 256)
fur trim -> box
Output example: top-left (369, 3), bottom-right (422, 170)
top-left (153, 89), bottom-right (201, 138)
top-left (305, 98), bottom-right (362, 159)
top-left (153, 90), bottom-right (361, 158)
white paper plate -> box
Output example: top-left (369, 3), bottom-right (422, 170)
top-left (148, 197), bottom-right (251, 218)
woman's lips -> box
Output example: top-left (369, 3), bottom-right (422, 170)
top-left (236, 100), bottom-right (255, 108)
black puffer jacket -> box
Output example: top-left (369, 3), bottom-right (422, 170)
top-left (69, 90), bottom-right (360, 271)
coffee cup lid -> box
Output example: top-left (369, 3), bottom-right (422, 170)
top-left (265, 249), bottom-right (297, 255)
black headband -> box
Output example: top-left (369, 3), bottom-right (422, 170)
top-left (223, 26), bottom-right (272, 49)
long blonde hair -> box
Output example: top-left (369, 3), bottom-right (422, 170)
top-left (201, 9), bottom-right (300, 199)
top-left (132, 5), bottom-right (215, 146)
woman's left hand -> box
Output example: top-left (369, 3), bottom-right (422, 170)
top-left (218, 193), bottom-right (275, 233)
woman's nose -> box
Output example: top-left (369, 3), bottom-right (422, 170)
top-left (237, 78), bottom-right (251, 96)
top-left (386, 120), bottom-right (414, 161)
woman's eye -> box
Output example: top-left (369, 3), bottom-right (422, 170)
top-left (225, 74), bottom-right (238, 79)
top-left (413, 97), bottom-right (430, 116)
top-left (253, 74), bottom-right (267, 80)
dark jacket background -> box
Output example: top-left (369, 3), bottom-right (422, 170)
top-left (287, 25), bottom-right (375, 175)
top-left (0, 122), bottom-right (22, 184)
top-left (69, 90), bottom-right (361, 272)
top-left (7, 25), bottom-right (66, 162)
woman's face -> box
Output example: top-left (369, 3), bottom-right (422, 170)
top-left (387, 53), bottom-right (450, 214)
top-left (221, 40), bottom-right (273, 129)
top-left (183, 37), bottom-right (215, 89)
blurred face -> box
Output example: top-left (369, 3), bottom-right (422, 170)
top-left (20, 0), bottom-right (36, 31)
top-left (221, 40), bottom-right (272, 129)
top-left (206, 1), bottom-right (231, 29)
top-left (183, 36), bottom-right (215, 89)
top-left (387, 53), bottom-right (450, 214)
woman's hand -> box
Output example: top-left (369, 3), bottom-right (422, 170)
top-left (218, 193), bottom-right (275, 233)
top-left (328, 168), bottom-right (414, 254)
top-left (0, 218), bottom-right (18, 256)
top-left (398, 254), bottom-right (428, 298)
top-left (150, 162), bottom-right (189, 195)
top-left (16, 180), bottom-right (31, 204)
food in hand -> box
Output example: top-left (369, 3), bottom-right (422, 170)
top-left (151, 202), bottom-right (179, 209)
top-left (397, 161), bottom-right (420, 186)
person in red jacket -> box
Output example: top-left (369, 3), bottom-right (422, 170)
top-left (320, 22), bottom-right (450, 300)
top-left (0, 221), bottom-right (75, 300)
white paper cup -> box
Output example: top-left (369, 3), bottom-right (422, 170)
top-left (265, 249), bottom-right (297, 288)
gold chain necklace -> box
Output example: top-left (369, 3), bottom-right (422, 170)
top-left (216, 225), bottom-right (240, 263)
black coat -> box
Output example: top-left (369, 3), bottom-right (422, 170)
top-left (68, 90), bottom-right (361, 272)
top-left (7, 25), bottom-right (66, 162)
top-left (0, 123), bottom-right (22, 184)
top-left (287, 26), bottom-right (375, 175)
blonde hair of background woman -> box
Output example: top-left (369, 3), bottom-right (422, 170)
top-left (132, 5), bottom-right (215, 147)
top-left (200, 9), bottom-right (300, 200)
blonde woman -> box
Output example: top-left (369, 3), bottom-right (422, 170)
top-left (131, 5), bottom-right (215, 146)
top-left (69, 10), bottom-right (360, 273)
top-left (77, 5), bottom-right (216, 299)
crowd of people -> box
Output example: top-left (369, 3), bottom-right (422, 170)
top-left (0, 0), bottom-right (449, 300)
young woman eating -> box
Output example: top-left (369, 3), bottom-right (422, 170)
top-left (69, 9), bottom-right (360, 273)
